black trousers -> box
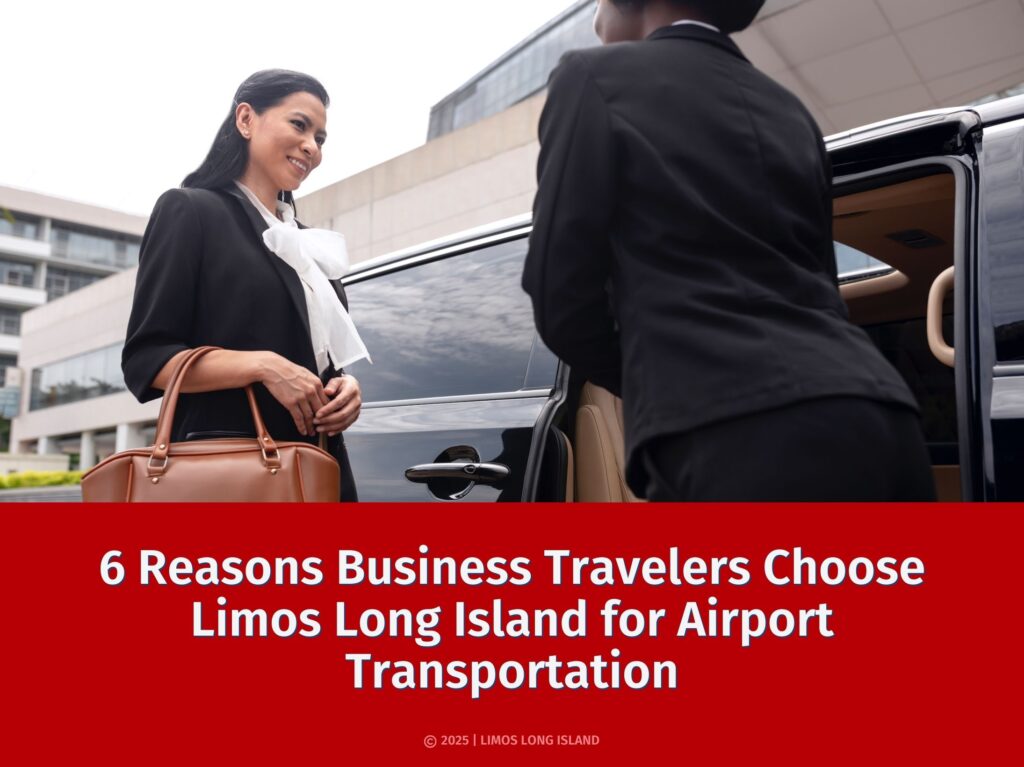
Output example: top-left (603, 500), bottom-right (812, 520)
top-left (332, 434), bottom-right (359, 502)
top-left (322, 368), bottom-right (358, 502)
top-left (642, 397), bottom-right (937, 502)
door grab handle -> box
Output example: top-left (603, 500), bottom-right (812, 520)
top-left (405, 462), bottom-right (510, 484)
top-left (927, 266), bottom-right (955, 368)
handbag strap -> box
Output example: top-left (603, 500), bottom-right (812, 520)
top-left (149, 347), bottom-right (280, 476)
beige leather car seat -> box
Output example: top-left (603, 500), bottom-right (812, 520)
top-left (574, 383), bottom-right (643, 502)
top-left (574, 383), bottom-right (957, 501)
top-left (932, 466), bottom-right (961, 501)
top-left (558, 429), bottom-right (575, 502)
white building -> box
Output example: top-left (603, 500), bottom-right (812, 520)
top-left (10, 0), bottom-right (1024, 467)
top-left (0, 185), bottom-right (145, 469)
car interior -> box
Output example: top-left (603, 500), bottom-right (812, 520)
top-left (557, 167), bottom-right (961, 502)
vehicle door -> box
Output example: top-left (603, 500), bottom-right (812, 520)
top-left (828, 110), bottom-right (986, 499)
top-left (340, 231), bottom-right (564, 502)
top-left (977, 108), bottom-right (1024, 500)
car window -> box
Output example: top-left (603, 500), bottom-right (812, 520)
top-left (345, 238), bottom-right (549, 402)
top-left (864, 316), bottom-right (958, 461)
top-left (835, 242), bottom-right (890, 278)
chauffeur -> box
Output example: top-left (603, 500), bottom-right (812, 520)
top-left (522, 0), bottom-right (936, 501)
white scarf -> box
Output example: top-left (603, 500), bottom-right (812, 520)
top-left (235, 182), bottom-right (371, 371)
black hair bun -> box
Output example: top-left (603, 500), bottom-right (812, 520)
top-left (696, 0), bottom-right (766, 34)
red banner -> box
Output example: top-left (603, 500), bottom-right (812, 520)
top-left (2, 503), bottom-right (1020, 763)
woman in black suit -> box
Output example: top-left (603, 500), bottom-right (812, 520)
top-left (122, 70), bottom-right (365, 501)
top-left (524, 1), bottom-right (936, 501)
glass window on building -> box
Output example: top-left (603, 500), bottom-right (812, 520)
top-left (0, 258), bottom-right (36, 288)
top-left (49, 225), bottom-right (141, 270)
top-left (0, 354), bottom-right (17, 383)
top-left (29, 344), bottom-right (126, 410)
top-left (0, 211), bottom-right (40, 240)
top-left (429, 0), bottom-right (598, 139)
top-left (45, 266), bottom-right (104, 301)
top-left (0, 308), bottom-right (22, 336)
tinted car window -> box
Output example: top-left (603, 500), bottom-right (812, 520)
top-left (984, 122), bottom-right (1024, 362)
top-left (524, 335), bottom-right (559, 390)
top-left (864, 316), bottom-right (958, 462)
top-left (345, 238), bottom-right (546, 402)
top-left (834, 242), bottom-right (890, 277)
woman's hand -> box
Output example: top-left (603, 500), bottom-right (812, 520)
top-left (314, 375), bottom-right (362, 436)
top-left (258, 353), bottom-right (329, 436)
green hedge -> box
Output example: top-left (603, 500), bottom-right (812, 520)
top-left (0, 470), bottom-right (84, 489)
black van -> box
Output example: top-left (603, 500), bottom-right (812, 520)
top-left (340, 94), bottom-right (1024, 502)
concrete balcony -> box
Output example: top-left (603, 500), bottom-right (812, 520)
top-left (0, 334), bottom-right (20, 356)
top-left (0, 233), bottom-right (50, 260)
top-left (0, 283), bottom-right (46, 309)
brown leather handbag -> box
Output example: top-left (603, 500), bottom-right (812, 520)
top-left (81, 346), bottom-right (340, 502)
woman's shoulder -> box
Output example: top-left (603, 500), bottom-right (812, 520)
top-left (153, 185), bottom-right (235, 213)
top-left (146, 187), bottom-right (243, 236)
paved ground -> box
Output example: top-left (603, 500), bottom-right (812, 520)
top-left (0, 486), bottom-right (83, 502)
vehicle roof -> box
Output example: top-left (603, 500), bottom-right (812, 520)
top-left (824, 93), bottom-right (1024, 150)
top-left (971, 92), bottom-right (1024, 125)
top-left (347, 94), bottom-right (1024, 279)
top-left (346, 213), bottom-right (531, 278)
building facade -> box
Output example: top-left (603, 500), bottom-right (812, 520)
top-left (0, 186), bottom-right (144, 385)
top-left (427, 0), bottom-right (598, 140)
top-left (0, 186), bottom-right (145, 468)
top-left (9, 0), bottom-right (1024, 468)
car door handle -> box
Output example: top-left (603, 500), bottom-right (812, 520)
top-left (405, 462), bottom-right (510, 485)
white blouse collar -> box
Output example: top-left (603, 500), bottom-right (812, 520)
top-left (233, 180), bottom-right (370, 371)
top-left (671, 19), bottom-right (722, 34)
top-left (234, 181), bottom-right (296, 228)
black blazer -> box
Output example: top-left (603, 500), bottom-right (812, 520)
top-left (522, 25), bottom-right (918, 493)
top-left (122, 185), bottom-right (357, 500)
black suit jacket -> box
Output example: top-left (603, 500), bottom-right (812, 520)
top-left (122, 185), bottom-right (357, 499)
top-left (522, 25), bottom-right (918, 493)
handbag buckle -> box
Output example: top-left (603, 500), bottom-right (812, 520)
top-left (147, 455), bottom-right (169, 476)
top-left (261, 445), bottom-right (281, 469)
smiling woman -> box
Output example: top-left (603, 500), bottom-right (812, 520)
top-left (120, 69), bottom-right (368, 501)
top-left (236, 91), bottom-right (327, 210)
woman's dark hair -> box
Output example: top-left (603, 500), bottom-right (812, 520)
top-left (182, 69), bottom-right (330, 206)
